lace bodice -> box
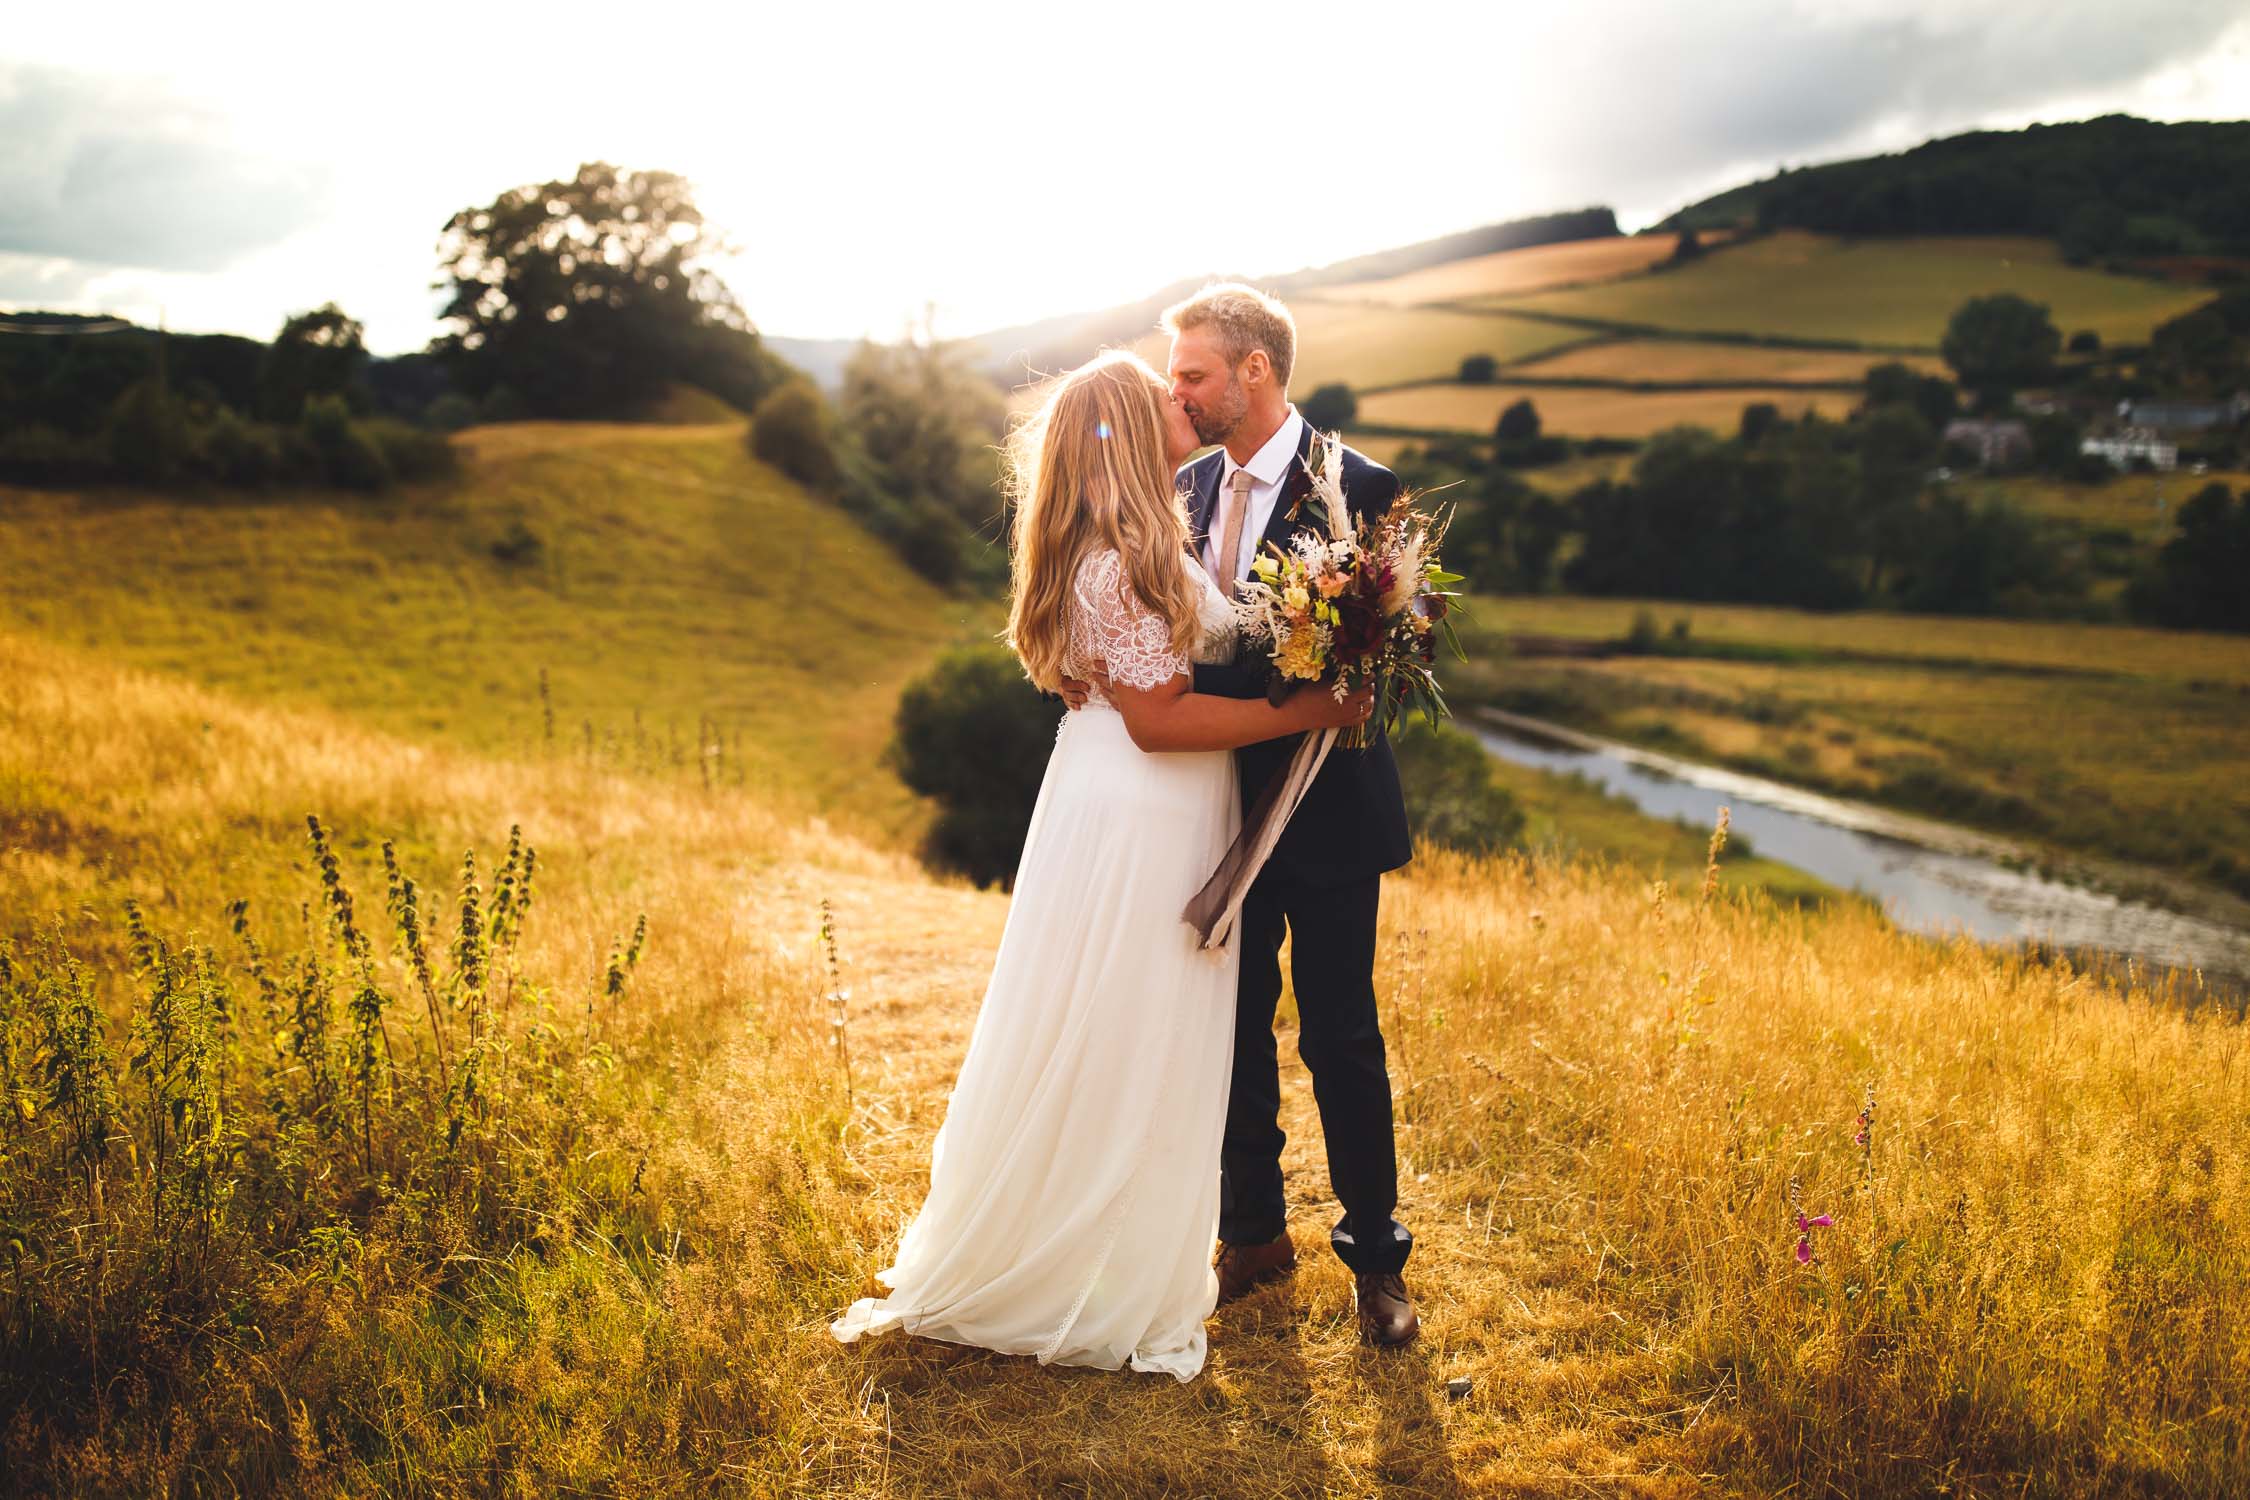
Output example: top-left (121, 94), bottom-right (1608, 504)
top-left (1064, 548), bottom-right (1237, 708)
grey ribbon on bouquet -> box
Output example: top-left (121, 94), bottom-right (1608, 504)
top-left (1183, 728), bottom-right (1337, 951)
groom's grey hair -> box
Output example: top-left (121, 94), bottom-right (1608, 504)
top-left (1160, 283), bottom-right (1296, 390)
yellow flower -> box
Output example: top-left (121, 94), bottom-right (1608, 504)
top-left (1283, 584), bottom-right (1311, 614)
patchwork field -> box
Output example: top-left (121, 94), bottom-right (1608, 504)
top-left (1490, 232), bottom-right (2214, 348)
top-left (1956, 467), bottom-right (2250, 539)
top-left (1111, 301), bottom-right (1590, 392)
top-left (1358, 381), bottom-right (1860, 438)
top-left (1509, 337), bottom-right (1949, 385)
top-left (1318, 232), bottom-right (1709, 306)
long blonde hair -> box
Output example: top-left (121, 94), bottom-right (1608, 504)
top-left (1004, 350), bottom-right (1199, 693)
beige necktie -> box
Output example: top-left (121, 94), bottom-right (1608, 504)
top-left (1212, 469), bottom-right (1253, 599)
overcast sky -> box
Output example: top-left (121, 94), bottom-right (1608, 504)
top-left (4, 1), bottom-right (2247, 354)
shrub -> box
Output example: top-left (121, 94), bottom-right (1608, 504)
top-left (189, 405), bottom-right (280, 487)
top-left (0, 421), bottom-right (105, 486)
top-left (889, 644), bottom-right (1060, 886)
top-left (303, 395), bottom-right (392, 491)
top-left (898, 508), bottom-right (967, 588)
top-left (104, 379), bottom-right (190, 484)
top-left (1458, 354), bottom-right (1498, 384)
top-left (1392, 718), bottom-right (1526, 855)
top-left (1300, 383), bottom-right (1357, 431)
top-left (750, 381), bottom-right (840, 489)
top-left (424, 392), bottom-right (478, 431)
top-left (365, 417), bottom-right (458, 483)
top-left (479, 385), bottom-right (529, 423)
top-left (490, 517), bottom-right (544, 566)
top-left (1495, 397), bottom-right (1542, 444)
top-left (1739, 402), bottom-right (1784, 446)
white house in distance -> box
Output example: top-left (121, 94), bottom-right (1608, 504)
top-left (2122, 392), bottom-right (2250, 431)
top-left (1942, 417), bottom-right (2032, 469)
top-left (2082, 428), bottom-right (2180, 471)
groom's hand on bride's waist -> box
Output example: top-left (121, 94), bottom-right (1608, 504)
top-left (1057, 667), bottom-right (1101, 710)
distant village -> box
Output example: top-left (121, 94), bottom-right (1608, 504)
top-left (1947, 390), bottom-right (2250, 476)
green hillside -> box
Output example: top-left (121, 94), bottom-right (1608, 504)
top-left (1658, 114), bottom-right (2250, 256)
top-left (1495, 232), bottom-right (2211, 350)
top-left (0, 419), bottom-right (996, 839)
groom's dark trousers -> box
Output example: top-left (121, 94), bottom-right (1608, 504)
top-left (1182, 426), bottom-right (1415, 1276)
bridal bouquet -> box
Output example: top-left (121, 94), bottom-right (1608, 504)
top-left (1232, 431), bottom-right (1464, 748)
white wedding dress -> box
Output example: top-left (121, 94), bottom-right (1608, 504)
top-left (831, 547), bottom-right (1242, 1380)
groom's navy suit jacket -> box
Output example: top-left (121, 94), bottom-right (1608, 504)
top-left (1183, 425), bottom-right (1413, 887)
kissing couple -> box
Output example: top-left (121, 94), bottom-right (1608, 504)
top-left (832, 284), bottom-right (1417, 1381)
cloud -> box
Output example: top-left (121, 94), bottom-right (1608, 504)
top-left (0, 62), bottom-right (334, 275)
top-left (1504, 1), bottom-right (2250, 223)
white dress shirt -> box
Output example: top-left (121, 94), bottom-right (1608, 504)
top-left (1201, 406), bottom-right (1305, 584)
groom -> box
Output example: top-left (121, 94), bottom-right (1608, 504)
top-left (1163, 283), bottom-right (1417, 1346)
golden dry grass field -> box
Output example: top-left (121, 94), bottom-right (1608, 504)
top-left (1319, 234), bottom-right (1718, 307)
top-left (5, 426), bottom-right (2248, 1496)
top-left (6, 622), bottom-right (2247, 1496)
top-left (1491, 232), bottom-right (2214, 348)
top-left (1098, 302), bottom-right (1589, 395)
top-left (1508, 339), bottom-right (1949, 385)
top-left (0, 421), bottom-right (995, 842)
top-left (1358, 382), bottom-right (1862, 439)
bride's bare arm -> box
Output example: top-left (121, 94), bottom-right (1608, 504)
top-left (1106, 673), bottom-right (1371, 753)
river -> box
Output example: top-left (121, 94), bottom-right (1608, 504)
top-left (1471, 708), bottom-right (2250, 993)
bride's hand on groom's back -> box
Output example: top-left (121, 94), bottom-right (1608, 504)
top-left (1057, 671), bottom-right (1095, 709)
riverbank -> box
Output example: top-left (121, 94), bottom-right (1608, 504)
top-left (1476, 707), bottom-right (2250, 994)
top-left (1450, 596), bottom-right (2250, 911)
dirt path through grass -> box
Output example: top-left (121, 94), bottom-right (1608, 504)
top-left (714, 856), bottom-right (1694, 1497)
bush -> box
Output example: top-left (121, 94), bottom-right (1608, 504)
top-left (889, 644), bottom-right (1061, 886)
top-left (1458, 354), bottom-right (1497, 384)
top-left (365, 417), bottom-right (458, 483)
top-left (897, 507), bottom-right (966, 588)
top-left (189, 405), bottom-right (279, 487)
top-left (2068, 330), bottom-right (2102, 355)
top-left (424, 393), bottom-right (478, 431)
top-left (479, 385), bottom-right (529, 424)
top-left (104, 379), bottom-right (190, 484)
top-left (303, 395), bottom-right (392, 491)
top-left (1300, 383), bottom-right (1357, 431)
top-left (1495, 434), bottom-right (1569, 469)
top-left (490, 517), bottom-right (544, 566)
top-left (2127, 483), bottom-right (2250, 632)
top-left (0, 421), bottom-right (105, 486)
top-left (1392, 718), bottom-right (1526, 856)
top-left (1495, 397), bottom-right (1542, 444)
top-left (749, 381), bottom-right (839, 489)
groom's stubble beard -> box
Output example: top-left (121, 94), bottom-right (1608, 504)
top-left (1188, 369), bottom-right (1249, 447)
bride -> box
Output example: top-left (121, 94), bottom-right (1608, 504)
top-left (830, 351), bottom-right (1370, 1380)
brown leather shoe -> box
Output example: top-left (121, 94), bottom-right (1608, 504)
top-left (1215, 1233), bottom-right (1298, 1304)
top-left (1355, 1272), bottom-right (1419, 1347)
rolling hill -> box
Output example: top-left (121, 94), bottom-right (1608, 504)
top-left (5, 444), bottom-right (2245, 1494)
top-left (0, 417), bottom-right (997, 841)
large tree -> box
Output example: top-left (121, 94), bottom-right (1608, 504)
top-left (1941, 294), bottom-right (2060, 401)
top-left (431, 162), bottom-right (780, 419)
top-left (258, 303), bottom-right (369, 423)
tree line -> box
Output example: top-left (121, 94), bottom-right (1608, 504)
top-left (0, 163), bottom-right (1011, 589)
top-left (1663, 115), bottom-right (2250, 261)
